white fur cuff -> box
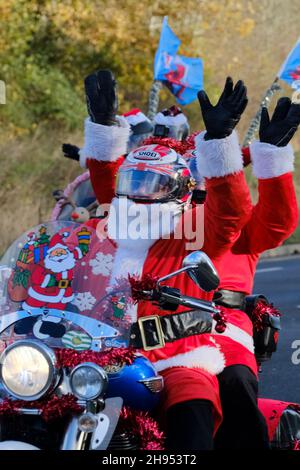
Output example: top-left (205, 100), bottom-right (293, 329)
top-left (153, 346), bottom-right (225, 375)
top-left (250, 141), bottom-right (294, 179)
top-left (195, 130), bottom-right (243, 178)
top-left (79, 116), bottom-right (130, 168)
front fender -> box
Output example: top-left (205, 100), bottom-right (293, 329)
top-left (0, 440), bottom-right (40, 450)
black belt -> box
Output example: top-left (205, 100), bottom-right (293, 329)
top-left (53, 279), bottom-right (71, 289)
top-left (213, 289), bottom-right (246, 309)
top-left (129, 309), bottom-right (213, 351)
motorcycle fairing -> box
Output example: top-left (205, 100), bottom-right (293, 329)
top-left (0, 221), bottom-right (135, 351)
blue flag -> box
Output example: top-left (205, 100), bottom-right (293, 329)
top-left (154, 17), bottom-right (203, 105)
top-left (278, 38), bottom-right (300, 89)
top-left (154, 17), bottom-right (181, 78)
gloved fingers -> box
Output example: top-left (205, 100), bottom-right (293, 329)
top-left (85, 70), bottom-right (116, 103)
top-left (62, 143), bottom-right (79, 152)
top-left (231, 89), bottom-right (248, 116)
top-left (275, 126), bottom-right (298, 147)
top-left (95, 70), bottom-right (118, 112)
top-left (84, 69), bottom-right (118, 124)
top-left (286, 102), bottom-right (300, 125)
top-left (84, 73), bottom-right (100, 120)
top-left (62, 143), bottom-right (69, 154)
top-left (229, 80), bottom-right (247, 106)
top-left (237, 97), bottom-right (248, 115)
top-left (84, 73), bottom-right (99, 102)
top-left (62, 143), bottom-right (80, 161)
top-left (218, 76), bottom-right (234, 103)
top-left (95, 70), bottom-right (116, 95)
top-left (198, 90), bottom-right (213, 114)
top-left (259, 107), bottom-right (270, 132)
top-left (95, 69), bottom-right (116, 88)
top-left (271, 97), bottom-right (291, 122)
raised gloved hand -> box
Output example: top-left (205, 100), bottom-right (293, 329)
top-left (62, 143), bottom-right (80, 161)
top-left (198, 77), bottom-right (248, 140)
top-left (259, 97), bottom-right (300, 147)
top-left (84, 70), bottom-right (118, 126)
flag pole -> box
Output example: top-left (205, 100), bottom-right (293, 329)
top-left (242, 77), bottom-right (281, 148)
top-left (147, 80), bottom-right (163, 120)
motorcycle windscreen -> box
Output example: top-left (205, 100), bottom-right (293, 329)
top-left (0, 221), bottom-right (135, 352)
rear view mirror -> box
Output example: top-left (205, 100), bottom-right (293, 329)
top-left (182, 251), bottom-right (220, 292)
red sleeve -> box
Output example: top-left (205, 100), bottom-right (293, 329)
top-left (234, 173), bottom-right (299, 254)
top-left (87, 156), bottom-right (125, 205)
top-left (202, 171), bottom-right (252, 258)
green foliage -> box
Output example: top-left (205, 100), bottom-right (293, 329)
top-left (0, 0), bottom-right (300, 252)
top-left (0, 0), bottom-right (257, 135)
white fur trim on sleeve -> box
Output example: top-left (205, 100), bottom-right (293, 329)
top-left (195, 130), bottom-right (243, 178)
top-left (250, 141), bottom-right (294, 179)
top-left (153, 345), bottom-right (225, 375)
top-left (79, 116), bottom-right (130, 168)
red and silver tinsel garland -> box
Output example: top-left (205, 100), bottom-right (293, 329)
top-left (0, 396), bottom-right (165, 449)
top-left (55, 346), bottom-right (136, 369)
top-left (118, 406), bottom-right (165, 450)
top-left (128, 273), bottom-right (159, 303)
top-left (142, 136), bottom-right (194, 156)
top-left (252, 301), bottom-right (281, 332)
top-left (0, 394), bottom-right (82, 422)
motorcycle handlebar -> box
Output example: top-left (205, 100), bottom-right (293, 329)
top-left (157, 285), bottom-right (219, 314)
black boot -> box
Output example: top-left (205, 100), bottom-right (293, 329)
top-left (166, 399), bottom-right (214, 451)
top-left (215, 365), bottom-right (270, 449)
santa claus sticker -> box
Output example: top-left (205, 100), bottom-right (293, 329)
top-left (4, 222), bottom-right (133, 348)
top-left (8, 225), bottom-right (92, 339)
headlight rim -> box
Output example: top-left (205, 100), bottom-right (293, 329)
top-left (70, 362), bottom-right (108, 401)
top-left (0, 339), bottom-right (59, 401)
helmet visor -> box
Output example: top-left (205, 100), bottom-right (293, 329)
top-left (116, 168), bottom-right (178, 201)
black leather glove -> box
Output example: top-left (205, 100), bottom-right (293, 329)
top-left (84, 70), bottom-right (118, 126)
top-left (62, 143), bottom-right (80, 161)
top-left (259, 97), bottom-right (300, 147)
top-left (198, 77), bottom-right (248, 140)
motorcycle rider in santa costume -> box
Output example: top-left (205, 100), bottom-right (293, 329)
top-left (145, 99), bottom-right (299, 448)
top-left (135, 94), bottom-right (299, 449)
top-left (79, 69), bottom-right (262, 450)
top-left (208, 96), bottom-right (300, 449)
top-left (61, 69), bottom-right (300, 447)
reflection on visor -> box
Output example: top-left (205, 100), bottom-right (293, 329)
top-left (116, 170), bottom-right (177, 201)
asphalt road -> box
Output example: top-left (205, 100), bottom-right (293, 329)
top-left (254, 254), bottom-right (300, 402)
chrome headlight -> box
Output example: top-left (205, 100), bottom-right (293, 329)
top-left (0, 340), bottom-right (58, 401)
top-left (70, 362), bottom-right (108, 400)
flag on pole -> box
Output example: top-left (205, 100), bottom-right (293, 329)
top-left (278, 38), bottom-right (300, 89)
top-left (154, 17), bottom-right (203, 105)
top-left (154, 17), bottom-right (181, 78)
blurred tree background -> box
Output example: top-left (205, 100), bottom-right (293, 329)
top-left (0, 0), bottom-right (299, 251)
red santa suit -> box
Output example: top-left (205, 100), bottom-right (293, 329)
top-left (212, 141), bottom-right (298, 376)
top-left (80, 116), bottom-right (253, 432)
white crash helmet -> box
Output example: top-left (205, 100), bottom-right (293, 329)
top-left (116, 144), bottom-right (195, 203)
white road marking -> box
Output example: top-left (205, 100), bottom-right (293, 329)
top-left (256, 267), bottom-right (283, 274)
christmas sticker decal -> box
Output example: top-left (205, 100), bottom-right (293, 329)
top-left (1, 221), bottom-right (135, 349)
